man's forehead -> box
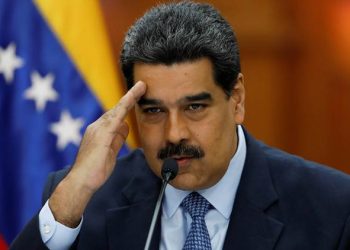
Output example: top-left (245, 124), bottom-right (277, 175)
top-left (133, 58), bottom-right (214, 81)
top-left (133, 58), bottom-right (221, 105)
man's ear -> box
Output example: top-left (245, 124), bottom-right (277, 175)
top-left (231, 73), bottom-right (245, 124)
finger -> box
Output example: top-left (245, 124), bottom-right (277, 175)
top-left (96, 81), bottom-right (146, 132)
top-left (90, 81), bottom-right (145, 144)
top-left (106, 81), bottom-right (146, 123)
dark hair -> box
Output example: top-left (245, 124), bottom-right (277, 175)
top-left (120, 1), bottom-right (241, 96)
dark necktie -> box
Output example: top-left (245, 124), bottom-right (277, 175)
top-left (181, 192), bottom-right (212, 250)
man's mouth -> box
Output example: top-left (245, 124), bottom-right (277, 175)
top-left (170, 156), bottom-right (195, 167)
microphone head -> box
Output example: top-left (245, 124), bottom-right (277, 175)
top-left (161, 158), bottom-right (179, 181)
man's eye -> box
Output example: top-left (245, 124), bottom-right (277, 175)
top-left (143, 107), bottom-right (162, 114)
top-left (187, 103), bottom-right (206, 111)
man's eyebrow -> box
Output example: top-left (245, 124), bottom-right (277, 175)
top-left (184, 92), bottom-right (212, 102)
top-left (137, 92), bottom-right (212, 106)
top-left (138, 97), bottom-right (162, 106)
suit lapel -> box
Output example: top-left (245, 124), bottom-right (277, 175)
top-left (223, 131), bottom-right (284, 250)
top-left (106, 166), bottom-right (162, 250)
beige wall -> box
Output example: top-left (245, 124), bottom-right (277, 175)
top-left (100, 0), bottom-right (350, 173)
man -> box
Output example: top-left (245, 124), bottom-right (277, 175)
top-left (11, 1), bottom-right (350, 249)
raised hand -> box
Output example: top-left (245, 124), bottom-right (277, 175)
top-left (49, 81), bottom-right (146, 227)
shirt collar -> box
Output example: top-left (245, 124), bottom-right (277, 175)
top-left (163, 125), bottom-right (247, 219)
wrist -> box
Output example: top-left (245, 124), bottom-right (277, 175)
top-left (49, 171), bottom-right (93, 228)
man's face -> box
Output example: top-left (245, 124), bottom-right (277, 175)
top-left (134, 58), bottom-right (245, 190)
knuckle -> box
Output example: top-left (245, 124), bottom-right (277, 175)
top-left (101, 112), bottom-right (112, 120)
top-left (84, 124), bottom-right (97, 138)
top-left (85, 123), bottom-right (95, 133)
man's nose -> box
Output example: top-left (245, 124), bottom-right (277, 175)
top-left (165, 112), bottom-right (190, 144)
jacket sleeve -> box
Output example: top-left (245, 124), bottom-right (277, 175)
top-left (337, 214), bottom-right (350, 250)
top-left (9, 169), bottom-right (71, 250)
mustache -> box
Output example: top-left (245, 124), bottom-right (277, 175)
top-left (157, 142), bottom-right (205, 160)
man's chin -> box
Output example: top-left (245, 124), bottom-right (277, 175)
top-left (168, 174), bottom-right (208, 191)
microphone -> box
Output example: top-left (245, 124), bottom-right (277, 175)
top-left (144, 158), bottom-right (178, 250)
top-left (161, 158), bottom-right (178, 182)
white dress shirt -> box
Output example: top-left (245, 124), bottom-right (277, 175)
top-left (39, 125), bottom-right (246, 250)
top-left (160, 125), bottom-right (246, 249)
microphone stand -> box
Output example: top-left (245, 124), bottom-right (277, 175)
top-left (144, 173), bottom-right (172, 250)
top-left (144, 158), bottom-right (178, 250)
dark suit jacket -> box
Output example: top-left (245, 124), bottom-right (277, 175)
top-left (10, 130), bottom-right (350, 249)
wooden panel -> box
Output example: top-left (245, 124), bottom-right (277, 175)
top-left (287, 0), bottom-right (350, 172)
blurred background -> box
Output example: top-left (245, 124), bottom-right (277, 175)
top-left (0, 0), bottom-right (349, 248)
top-left (100, 0), bottom-right (350, 172)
